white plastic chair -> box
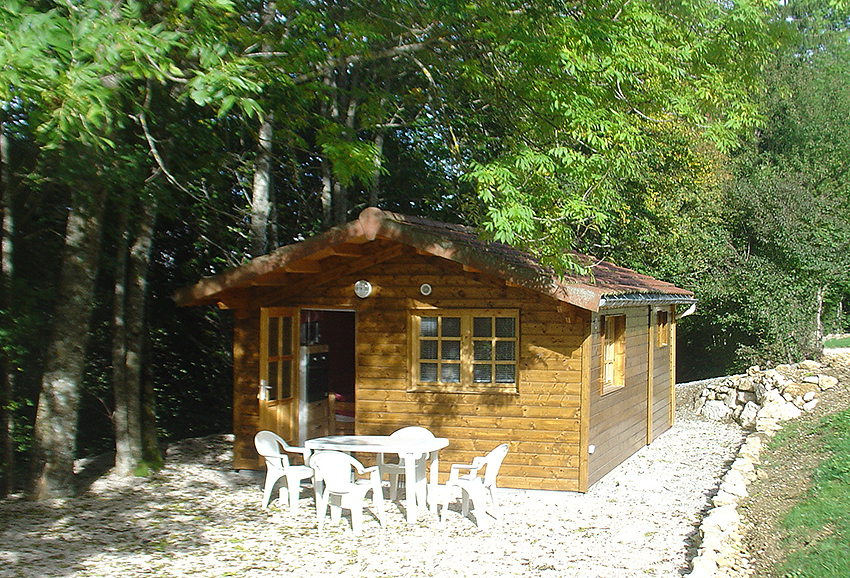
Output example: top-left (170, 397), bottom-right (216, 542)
top-left (440, 443), bottom-right (509, 527)
top-left (310, 450), bottom-right (385, 535)
top-left (377, 426), bottom-right (435, 503)
top-left (253, 430), bottom-right (313, 513)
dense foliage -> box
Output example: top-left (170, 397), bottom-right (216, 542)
top-left (0, 0), bottom-right (848, 494)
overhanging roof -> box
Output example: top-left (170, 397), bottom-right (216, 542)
top-left (174, 207), bottom-right (695, 312)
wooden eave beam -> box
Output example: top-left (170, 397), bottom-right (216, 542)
top-left (281, 260), bottom-right (323, 273)
top-left (240, 243), bottom-right (409, 308)
top-left (328, 243), bottom-right (366, 257)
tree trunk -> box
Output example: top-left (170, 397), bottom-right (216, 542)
top-left (111, 202), bottom-right (135, 476)
top-left (124, 196), bottom-right (157, 470)
top-left (321, 155), bottom-right (333, 228)
top-left (140, 329), bottom-right (161, 471)
top-left (0, 122), bottom-right (14, 497)
top-left (813, 284), bottom-right (825, 360)
top-left (30, 189), bottom-right (106, 499)
top-left (369, 130), bottom-right (384, 208)
top-left (113, 195), bottom-right (158, 475)
top-left (249, 113), bottom-right (274, 258)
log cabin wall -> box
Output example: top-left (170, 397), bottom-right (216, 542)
top-left (586, 307), bottom-right (651, 487)
top-left (235, 246), bottom-right (589, 491)
top-left (232, 311), bottom-right (262, 469)
top-left (650, 305), bottom-right (675, 441)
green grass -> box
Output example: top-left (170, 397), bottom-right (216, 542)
top-left (777, 408), bottom-right (850, 578)
top-left (824, 335), bottom-right (850, 348)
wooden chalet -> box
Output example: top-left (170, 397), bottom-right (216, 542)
top-left (175, 208), bottom-right (696, 491)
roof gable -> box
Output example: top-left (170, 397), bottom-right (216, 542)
top-left (174, 208), bottom-right (695, 311)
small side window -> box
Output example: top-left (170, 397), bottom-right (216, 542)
top-left (656, 310), bottom-right (670, 348)
top-left (601, 314), bottom-right (626, 395)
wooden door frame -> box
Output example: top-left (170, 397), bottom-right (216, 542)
top-left (259, 306), bottom-right (299, 444)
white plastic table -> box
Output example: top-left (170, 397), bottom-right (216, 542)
top-left (305, 434), bottom-right (449, 523)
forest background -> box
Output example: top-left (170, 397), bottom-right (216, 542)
top-left (1, 0), bottom-right (849, 498)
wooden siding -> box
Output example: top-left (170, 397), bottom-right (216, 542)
top-left (233, 249), bottom-right (588, 491)
top-left (233, 311), bottom-right (262, 469)
top-left (651, 306), bottom-right (675, 441)
top-left (587, 307), bottom-right (650, 487)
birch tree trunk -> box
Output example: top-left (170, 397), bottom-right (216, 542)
top-left (30, 189), bottom-right (106, 498)
top-left (0, 123), bottom-right (14, 497)
top-left (249, 113), bottom-right (274, 258)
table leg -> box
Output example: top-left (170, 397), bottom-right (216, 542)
top-left (428, 450), bottom-right (439, 515)
top-left (403, 452), bottom-right (417, 523)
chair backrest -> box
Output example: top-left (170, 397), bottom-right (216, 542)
top-left (254, 430), bottom-right (291, 469)
top-left (389, 426), bottom-right (435, 440)
top-left (482, 443), bottom-right (509, 489)
top-left (310, 451), bottom-right (365, 494)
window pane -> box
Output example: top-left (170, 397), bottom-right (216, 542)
top-left (441, 340), bottom-right (461, 361)
top-left (473, 364), bottom-right (492, 383)
top-left (279, 359), bottom-right (291, 398)
top-left (495, 317), bottom-right (516, 338)
top-left (441, 317), bottom-right (461, 337)
top-left (420, 317), bottom-right (438, 337)
top-left (495, 341), bottom-right (515, 361)
top-left (441, 363), bottom-right (461, 383)
top-left (420, 340), bottom-right (438, 360)
top-left (473, 340), bottom-right (492, 361)
top-left (420, 363), bottom-right (438, 382)
top-left (495, 365), bottom-right (515, 383)
top-left (269, 319), bottom-right (280, 357)
top-left (473, 317), bottom-right (492, 337)
top-left (280, 319), bottom-right (291, 351)
top-left (267, 361), bottom-right (279, 400)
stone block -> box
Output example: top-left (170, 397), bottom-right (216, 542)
top-left (819, 375), bottom-right (838, 390)
top-left (739, 401), bottom-right (760, 430)
top-left (702, 400), bottom-right (734, 421)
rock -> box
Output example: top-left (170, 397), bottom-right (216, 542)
top-left (803, 390), bottom-right (816, 402)
top-left (759, 399), bottom-right (802, 422)
top-left (819, 375), bottom-right (838, 390)
top-left (689, 556), bottom-right (719, 578)
top-left (713, 490), bottom-right (740, 507)
top-left (798, 359), bottom-right (822, 370)
top-left (804, 399), bottom-right (819, 412)
top-left (702, 400), bottom-right (734, 421)
top-left (739, 402), bottom-right (760, 430)
top-left (737, 379), bottom-right (756, 393)
top-left (702, 505), bottom-right (740, 533)
top-left (802, 375), bottom-right (819, 385)
top-left (720, 477), bottom-right (748, 499)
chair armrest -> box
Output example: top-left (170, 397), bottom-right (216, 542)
top-left (448, 462), bottom-right (481, 483)
top-left (290, 447), bottom-right (311, 464)
top-left (263, 451), bottom-right (289, 461)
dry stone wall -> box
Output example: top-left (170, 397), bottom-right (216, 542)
top-left (693, 361), bottom-right (839, 431)
top-left (685, 353), bottom-right (849, 578)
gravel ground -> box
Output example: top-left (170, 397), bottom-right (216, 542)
top-left (0, 395), bottom-right (743, 578)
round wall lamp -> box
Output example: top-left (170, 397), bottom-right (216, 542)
top-left (354, 280), bottom-right (372, 298)
top-left (420, 283), bottom-right (432, 296)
